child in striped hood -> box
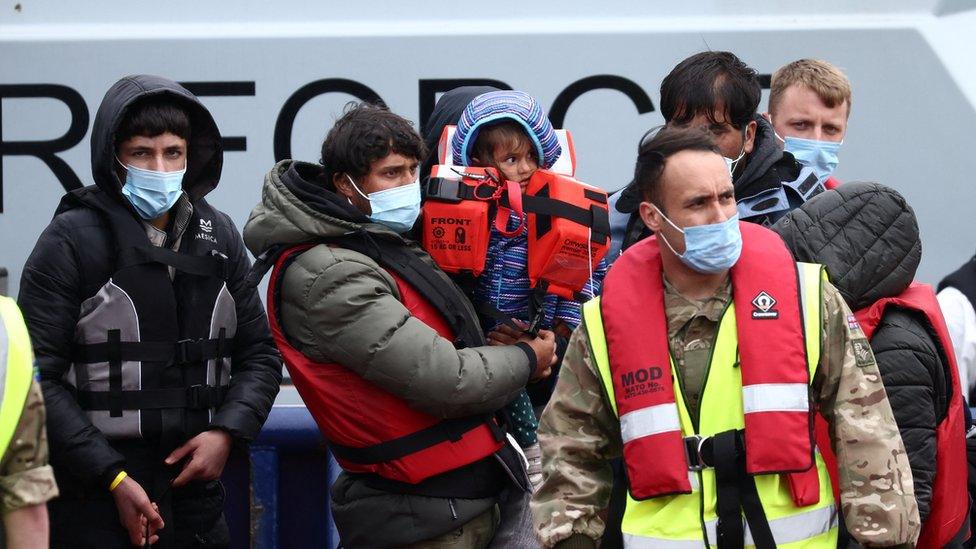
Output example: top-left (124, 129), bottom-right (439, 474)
top-left (452, 90), bottom-right (607, 488)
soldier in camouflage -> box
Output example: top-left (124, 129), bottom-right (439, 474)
top-left (1, 381), bottom-right (59, 512)
top-left (0, 296), bottom-right (58, 546)
top-left (530, 127), bottom-right (919, 548)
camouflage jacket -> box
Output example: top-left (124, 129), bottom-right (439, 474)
top-left (531, 277), bottom-right (920, 548)
top-left (0, 379), bottom-right (59, 513)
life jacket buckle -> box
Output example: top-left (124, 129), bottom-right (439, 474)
top-left (209, 250), bottom-right (229, 280)
top-left (684, 435), bottom-right (709, 471)
top-left (186, 384), bottom-right (216, 409)
top-left (426, 178), bottom-right (463, 203)
top-left (175, 339), bottom-right (204, 364)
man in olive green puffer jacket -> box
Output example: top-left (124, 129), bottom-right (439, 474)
top-left (244, 103), bottom-right (555, 548)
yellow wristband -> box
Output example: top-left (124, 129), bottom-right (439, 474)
top-left (109, 471), bottom-right (128, 492)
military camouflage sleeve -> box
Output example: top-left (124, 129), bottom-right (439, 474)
top-left (0, 379), bottom-right (59, 513)
top-left (531, 323), bottom-right (622, 548)
top-left (813, 281), bottom-right (920, 547)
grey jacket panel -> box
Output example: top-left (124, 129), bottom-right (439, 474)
top-left (72, 280), bottom-right (143, 438)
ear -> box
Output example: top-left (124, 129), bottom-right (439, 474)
top-left (334, 172), bottom-right (354, 198)
top-left (639, 201), bottom-right (663, 233)
top-left (761, 112), bottom-right (771, 123)
top-left (743, 120), bottom-right (758, 155)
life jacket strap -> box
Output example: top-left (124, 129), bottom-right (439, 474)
top-left (707, 429), bottom-right (777, 549)
top-left (117, 246), bottom-right (230, 279)
top-left (72, 336), bottom-right (235, 365)
top-left (327, 414), bottom-right (499, 465)
top-left (76, 384), bottom-right (228, 411)
top-left (520, 193), bottom-right (611, 243)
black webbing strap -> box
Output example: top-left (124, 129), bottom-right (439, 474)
top-left (527, 285), bottom-right (548, 336)
top-left (425, 177), bottom-right (488, 203)
top-left (117, 246), bottom-right (229, 279)
top-left (328, 414), bottom-right (495, 465)
top-left (476, 301), bottom-right (525, 333)
top-left (708, 430), bottom-right (776, 549)
top-left (519, 194), bottom-right (611, 243)
top-left (214, 327), bottom-right (228, 379)
top-left (107, 329), bottom-right (123, 417)
top-left (329, 232), bottom-right (486, 348)
top-left (77, 385), bottom-right (228, 411)
top-left (73, 337), bottom-right (235, 365)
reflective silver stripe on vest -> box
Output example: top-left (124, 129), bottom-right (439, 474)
top-left (710, 504), bottom-right (838, 547)
top-left (0, 316), bottom-right (8, 407)
top-left (623, 534), bottom-right (703, 549)
top-left (623, 504), bottom-right (837, 548)
top-left (742, 383), bottom-right (809, 414)
top-left (619, 404), bottom-right (680, 443)
top-left (796, 262), bottom-right (816, 319)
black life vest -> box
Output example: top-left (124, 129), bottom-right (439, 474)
top-left (63, 187), bottom-right (236, 448)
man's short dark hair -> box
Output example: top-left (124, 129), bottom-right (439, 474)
top-left (634, 126), bottom-right (721, 208)
top-left (320, 102), bottom-right (426, 185)
top-left (660, 51), bottom-right (761, 130)
top-left (115, 96), bottom-right (191, 147)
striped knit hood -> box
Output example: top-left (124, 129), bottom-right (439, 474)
top-left (451, 90), bottom-right (561, 169)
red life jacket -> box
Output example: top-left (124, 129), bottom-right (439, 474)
top-left (814, 283), bottom-right (968, 548)
top-left (600, 222), bottom-right (819, 503)
top-left (265, 244), bottom-right (505, 485)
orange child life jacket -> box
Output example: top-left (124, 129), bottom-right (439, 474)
top-left (421, 125), bottom-right (610, 301)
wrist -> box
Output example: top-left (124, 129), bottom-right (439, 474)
top-left (109, 470), bottom-right (128, 492)
top-left (514, 342), bottom-right (538, 380)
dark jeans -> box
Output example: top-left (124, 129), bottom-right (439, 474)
top-left (50, 480), bottom-right (229, 549)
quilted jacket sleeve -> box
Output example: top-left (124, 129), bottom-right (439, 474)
top-left (278, 244), bottom-right (534, 419)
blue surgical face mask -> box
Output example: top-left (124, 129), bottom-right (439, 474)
top-left (782, 136), bottom-right (842, 180)
top-left (346, 175), bottom-right (421, 234)
top-left (654, 206), bottom-right (743, 274)
top-left (117, 159), bottom-right (186, 220)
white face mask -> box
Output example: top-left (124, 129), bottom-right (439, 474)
top-left (724, 148), bottom-right (745, 175)
top-left (724, 127), bottom-right (748, 175)
top-left (345, 174), bottom-right (421, 233)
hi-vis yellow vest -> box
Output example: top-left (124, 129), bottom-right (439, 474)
top-left (0, 296), bottom-right (35, 459)
top-left (583, 261), bottom-right (838, 548)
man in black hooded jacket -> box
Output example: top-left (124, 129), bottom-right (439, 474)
top-left (772, 181), bottom-right (969, 548)
top-left (18, 75), bottom-right (282, 548)
top-left (609, 51), bottom-right (806, 262)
